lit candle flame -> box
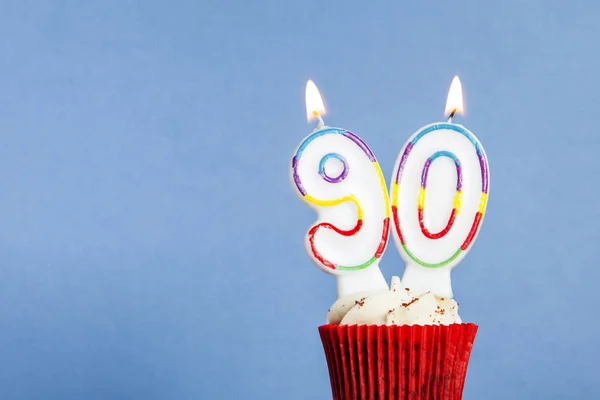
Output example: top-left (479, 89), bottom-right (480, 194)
top-left (444, 76), bottom-right (464, 117)
top-left (305, 80), bottom-right (327, 122)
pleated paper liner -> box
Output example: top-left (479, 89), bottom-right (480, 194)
top-left (319, 323), bottom-right (478, 400)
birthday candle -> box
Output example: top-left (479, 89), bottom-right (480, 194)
top-left (390, 76), bottom-right (490, 298)
top-left (291, 80), bottom-right (390, 298)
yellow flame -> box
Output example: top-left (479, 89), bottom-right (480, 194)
top-left (444, 76), bottom-right (464, 116)
top-left (305, 80), bottom-right (327, 122)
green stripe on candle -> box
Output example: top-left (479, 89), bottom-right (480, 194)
top-left (337, 256), bottom-right (377, 271)
top-left (402, 245), bottom-right (462, 268)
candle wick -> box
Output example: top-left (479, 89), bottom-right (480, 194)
top-left (446, 109), bottom-right (457, 123)
top-left (313, 110), bottom-right (325, 130)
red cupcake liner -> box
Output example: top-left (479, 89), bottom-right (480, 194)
top-left (319, 323), bottom-right (478, 400)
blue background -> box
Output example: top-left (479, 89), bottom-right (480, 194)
top-left (0, 1), bottom-right (597, 399)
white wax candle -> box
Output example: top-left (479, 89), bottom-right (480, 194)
top-left (390, 77), bottom-right (490, 298)
top-left (291, 81), bottom-right (390, 298)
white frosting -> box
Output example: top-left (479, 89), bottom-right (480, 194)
top-left (326, 276), bottom-right (461, 326)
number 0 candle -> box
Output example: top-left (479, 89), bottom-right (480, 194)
top-left (291, 80), bottom-right (390, 298)
top-left (390, 76), bottom-right (490, 298)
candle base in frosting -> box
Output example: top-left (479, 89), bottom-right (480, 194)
top-left (336, 265), bottom-right (388, 298)
top-left (401, 264), bottom-right (453, 298)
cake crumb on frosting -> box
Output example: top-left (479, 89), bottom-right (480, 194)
top-left (355, 298), bottom-right (366, 307)
top-left (401, 297), bottom-right (418, 308)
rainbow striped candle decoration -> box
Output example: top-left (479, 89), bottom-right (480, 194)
top-left (390, 77), bottom-right (490, 298)
top-left (291, 80), bottom-right (390, 298)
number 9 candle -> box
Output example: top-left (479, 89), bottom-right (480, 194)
top-left (391, 76), bottom-right (490, 298)
top-left (291, 80), bottom-right (390, 298)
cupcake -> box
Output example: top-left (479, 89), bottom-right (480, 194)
top-left (319, 276), bottom-right (477, 400)
top-left (290, 79), bottom-right (487, 399)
